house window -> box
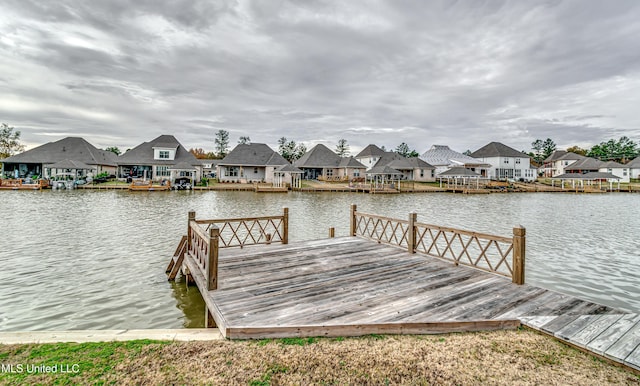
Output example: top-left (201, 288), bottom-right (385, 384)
top-left (420, 169), bottom-right (424, 177)
top-left (515, 158), bottom-right (521, 164)
top-left (159, 151), bottom-right (170, 159)
top-left (156, 166), bottom-right (170, 177)
top-left (227, 167), bottom-right (239, 177)
top-left (253, 167), bottom-right (258, 174)
top-left (515, 169), bottom-right (521, 177)
top-left (353, 170), bottom-right (360, 177)
top-left (326, 169), bottom-right (333, 177)
top-left (431, 170), bottom-right (435, 177)
top-left (503, 158), bottom-right (510, 164)
top-left (608, 169), bottom-right (612, 173)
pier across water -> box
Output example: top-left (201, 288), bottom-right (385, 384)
top-left (166, 206), bottom-right (640, 371)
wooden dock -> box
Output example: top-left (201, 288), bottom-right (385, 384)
top-left (168, 207), bottom-right (640, 371)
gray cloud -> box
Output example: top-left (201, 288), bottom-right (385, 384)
top-left (1, 0), bottom-right (640, 154)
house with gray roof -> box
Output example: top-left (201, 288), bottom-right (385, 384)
top-left (372, 152), bottom-right (436, 182)
top-left (117, 134), bottom-right (202, 183)
top-left (354, 144), bottom-right (386, 170)
top-left (420, 145), bottom-right (490, 176)
top-left (542, 150), bottom-right (585, 177)
top-left (294, 144), bottom-right (366, 181)
top-left (1, 137), bottom-right (117, 179)
top-left (470, 142), bottom-right (536, 181)
top-left (599, 160), bottom-right (630, 183)
top-left (564, 157), bottom-right (603, 174)
top-left (627, 157), bottom-right (640, 179)
top-left (217, 143), bottom-right (288, 183)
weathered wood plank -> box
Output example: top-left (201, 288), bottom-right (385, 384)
top-left (540, 315), bottom-right (582, 335)
top-left (624, 343), bottom-right (640, 371)
top-left (226, 320), bottom-right (520, 340)
top-left (520, 316), bottom-right (558, 330)
top-left (178, 235), bottom-right (635, 372)
top-left (603, 316), bottom-right (640, 365)
top-left (588, 314), bottom-right (640, 356)
top-left (554, 315), bottom-right (603, 341)
top-left (568, 314), bottom-right (625, 348)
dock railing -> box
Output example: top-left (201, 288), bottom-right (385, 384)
top-left (349, 204), bottom-right (525, 284)
top-left (186, 208), bottom-right (289, 290)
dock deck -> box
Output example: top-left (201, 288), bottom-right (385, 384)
top-left (183, 236), bottom-right (639, 370)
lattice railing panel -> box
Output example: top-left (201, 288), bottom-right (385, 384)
top-left (203, 218), bottom-right (284, 248)
top-left (354, 213), bottom-right (409, 249)
top-left (414, 223), bottom-right (514, 277)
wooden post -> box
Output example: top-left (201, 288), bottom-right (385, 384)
top-left (512, 226), bottom-right (526, 285)
top-left (329, 227), bottom-right (335, 238)
top-left (205, 306), bottom-right (216, 328)
top-left (207, 226), bottom-right (219, 290)
top-left (408, 212), bottom-right (417, 254)
top-left (350, 204), bottom-right (357, 236)
top-left (282, 207), bottom-right (289, 244)
top-left (187, 210), bottom-right (196, 254)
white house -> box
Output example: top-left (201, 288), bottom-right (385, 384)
top-left (542, 151), bottom-right (586, 177)
top-left (470, 142), bottom-right (536, 181)
top-left (627, 157), bottom-right (640, 179)
top-left (372, 152), bottom-right (436, 182)
top-left (117, 134), bottom-right (202, 183)
top-left (354, 144), bottom-right (387, 170)
top-left (421, 145), bottom-right (490, 176)
top-left (217, 143), bottom-right (288, 183)
top-left (599, 161), bottom-right (630, 183)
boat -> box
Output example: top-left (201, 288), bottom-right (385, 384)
top-left (0, 178), bottom-right (48, 190)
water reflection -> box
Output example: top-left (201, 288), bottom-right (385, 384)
top-left (0, 190), bottom-right (638, 331)
top-left (169, 278), bottom-right (205, 328)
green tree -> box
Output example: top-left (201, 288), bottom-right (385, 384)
top-left (542, 138), bottom-right (556, 160)
top-left (335, 139), bottom-right (350, 157)
top-left (395, 142), bottom-right (419, 158)
top-left (238, 136), bottom-right (251, 145)
top-left (278, 137), bottom-right (306, 163)
top-left (0, 123), bottom-right (25, 159)
top-left (104, 146), bottom-right (121, 156)
top-left (566, 146), bottom-right (587, 156)
top-left (214, 129), bottom-right (230, 158)
top-left (587, 136), bottom-right (638, 162)
top-left (530, 138), bottom-right (555, 162)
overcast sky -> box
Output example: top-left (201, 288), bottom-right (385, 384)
top-left (2, 0), bottom-right (640, 155)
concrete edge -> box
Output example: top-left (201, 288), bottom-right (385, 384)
top-left (0, 329), bottom-right (224, 344)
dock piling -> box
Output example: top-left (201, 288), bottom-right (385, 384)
top-left (282, 207), bottom-right (289, 244)
top-left (207, 226), bottom-right (219, 291)
top-left (512, 226), bottom-right (526, 285)
top-left (350, 204), bottom-right (357, 236)
top-left (408, 212), bottom-right (417, 253)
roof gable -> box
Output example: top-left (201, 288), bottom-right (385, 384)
top-left (2, 137), bottom-right (118, 166)
top-left (470, 142), bottom-right (529, 158)
top-left (294, 144), bottom-right (341, 167)
top-left (219, 143), bottom-right (288, 166)
top-left (626, 157), bottom-right (640, 168)
top-left (355, 144), bottom-right (386, 158)
top-left (118, 135), bottom-right (198, 165)
top-left (421, 145), bottom-right (485, 167)
top-left (564, 157), bottom-right (603, 171)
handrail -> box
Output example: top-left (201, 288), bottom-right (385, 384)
top-left (349, 204), bottom-right (525, 284)
top-left (185, 208), bottom-right (289, 290)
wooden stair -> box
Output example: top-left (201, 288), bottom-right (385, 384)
top-left (166, 235), bottom-right (187, 280)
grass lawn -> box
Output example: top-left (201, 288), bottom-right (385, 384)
top-left (1, 330), bottom-right (638, 385)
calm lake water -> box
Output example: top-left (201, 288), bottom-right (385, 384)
top-left (0, 190), bottom-right (638, 331)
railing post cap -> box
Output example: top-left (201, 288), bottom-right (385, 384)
top-left (513, 226), bottom-right (526, 236)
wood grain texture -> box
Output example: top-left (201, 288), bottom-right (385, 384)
top-left (179, 236), bottom-right (638, 371)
